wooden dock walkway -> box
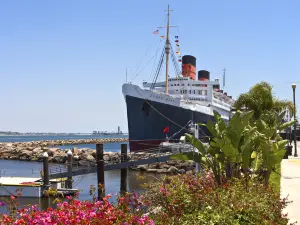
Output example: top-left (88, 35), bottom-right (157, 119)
top-left (46, 143), bottom-right (193, 179)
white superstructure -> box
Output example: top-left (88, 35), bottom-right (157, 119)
top-left (123, 76), bottom-right (234, 120)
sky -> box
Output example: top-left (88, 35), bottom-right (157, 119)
top-left (0, 0), bottom-right (300, 133)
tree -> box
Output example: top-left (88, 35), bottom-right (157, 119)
top-left (233, 82), bottom-right (294, 120)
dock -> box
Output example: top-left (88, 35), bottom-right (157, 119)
top-left (0, 176), bottom-right (77, 198)
top-left (0, 141), bottom-right (194, 199)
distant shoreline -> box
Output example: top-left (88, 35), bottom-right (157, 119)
top-left (0, 133), bottom-right (128, 137)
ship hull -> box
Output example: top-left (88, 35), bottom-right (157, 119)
top-left (125, 95), bottom-right (216, 152)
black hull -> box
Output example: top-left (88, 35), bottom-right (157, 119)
top-left (125, 95), bottom-right (216, 152)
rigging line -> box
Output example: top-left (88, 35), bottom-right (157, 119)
top-left (169, 120), bottom-right (192, 140)
top-left (131, 41), bottom-right (164, 82)
top-left (170, 45), bottom-right (180, 76)
top-left (150, 50), bottom-right (165, 89)
top-left (145, 99), bottom-right (189, 131)
top-left (149, 40), bottom-right (164, 82)
top-left (0, 183), bottom-right (19, 196)
top-left (132, 39), bottom-right (160, 76)
top-left (151, 59), bottom-right (164, 90)
top-left (145, 99), bottom-right (210, 137)
top-left (72, 166), bottom-right (93, 187)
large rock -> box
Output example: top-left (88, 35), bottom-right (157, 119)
top-left (137, 165), bottom-right (148, 171)
top-left (86, 155), bottom-right (96, 163)
top-left (6, 143), bottom-right (13, 147)
top-left (186, 170), bottom-right (194, 175)
top-left (20, 150), bottom-right (33, 158)
top-left (146, 169), bottom-right (158, 173)
top-left (32, 147), bottom-right (42, 154)
top-left (167, 166), bottom-right (179, 174)
top-left (158, 163), bottom-right (170, 169)
top-left (104, 155), bottom-right (110, 161)
top-left (166, 160), bottom-right (177, 166)
top-left (178, 169), bottom-right (185, 174)
top-left (78, 160), bottom-right (90, 167)
top-left (47, 148), bottom-right (60, 157)
top-left (73, 155), bottom-right (80, 161)
top-left (72, 147), bottom-right (79, 155)
top-left (157, 169), bottom-right (168, 173)
top-left (52, 153), bottom-right (67, 163)
top-left (91, 150), bottom-right (96, 158)
top-left (149, 163), bottom-right (160, 169)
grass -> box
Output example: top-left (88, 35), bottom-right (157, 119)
top-left (269, 163), bottom-right (281, 194)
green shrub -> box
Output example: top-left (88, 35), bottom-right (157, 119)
top-left (143, 173), bottom-right (290, 225)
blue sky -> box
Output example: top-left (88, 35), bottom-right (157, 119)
top-left (0, 0), bottom-right (299, 132)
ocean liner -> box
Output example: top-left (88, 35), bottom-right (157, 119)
top-left (122, 6), bottom-right (235, 151)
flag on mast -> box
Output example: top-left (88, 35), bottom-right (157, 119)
top-left (153, 30), bottom-right (159, 34)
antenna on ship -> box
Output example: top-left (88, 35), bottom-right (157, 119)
top-left (222, 68), bottom-right (226, 90)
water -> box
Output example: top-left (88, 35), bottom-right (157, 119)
top-left (0, 135), bottom-right (158, 213)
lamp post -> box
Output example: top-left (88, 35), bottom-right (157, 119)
top-left (292, 83), bottom-right (298, 157)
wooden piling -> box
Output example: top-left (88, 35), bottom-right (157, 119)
top-left (96, 144), bottom-right (105, 199)
top-left (41, 196), bottom-right (50, 210)
top-left (67, 150), bottom-right (73, 189)
top-left (43, 152), bottom-right (49, 189)
top-left (120, 144), bottom-right (128, 194)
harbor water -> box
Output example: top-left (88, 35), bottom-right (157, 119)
top-left (0, 135), bottom-right (159, 213)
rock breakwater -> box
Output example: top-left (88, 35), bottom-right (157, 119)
top-left (0, 138), bottom-right (128, 149)
top-left (0, 139), bottom-right (195, 174)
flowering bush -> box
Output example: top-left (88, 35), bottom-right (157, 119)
top-left (0, 194), bottom-right (153, 225)
top-left (142, 173), bottom-right (291, 225)
top-left (0, 173), bottom-right (293, 224)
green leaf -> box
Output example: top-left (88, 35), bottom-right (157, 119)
top-left (251, 151), bottom-right (257, 159)
top-left (206, 120), bottom-right (218, 137)
top-left (279, 120), bottom-right (296, 131)
top-left (241, 139), bottom-right (253, 169)
top-left (185, 133), bottom-right (206, 155)
top-left (277, 140), bottom-right (288, 149)
top-left (198, 122), bottom-right (206, 127)
top-left (267, 149), bottom-right (286, 170)
top-left (221, 141), bottom-right (238, 162)
top-left (170, 152), bottom-right (201, 164)
top-left (278, 111), bottom-right (286, 122)
top-left (213, 110), bottom-right (221, 121)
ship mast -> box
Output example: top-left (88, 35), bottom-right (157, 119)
top-left (165, 5), bottom-right (171, 94)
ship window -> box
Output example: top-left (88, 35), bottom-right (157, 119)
top-left (182, 84), bottom-right (184, 86)
top-left (189, 90), bottom-right (191, 94)
top-left (194, 90), bottom-right (195, 94)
